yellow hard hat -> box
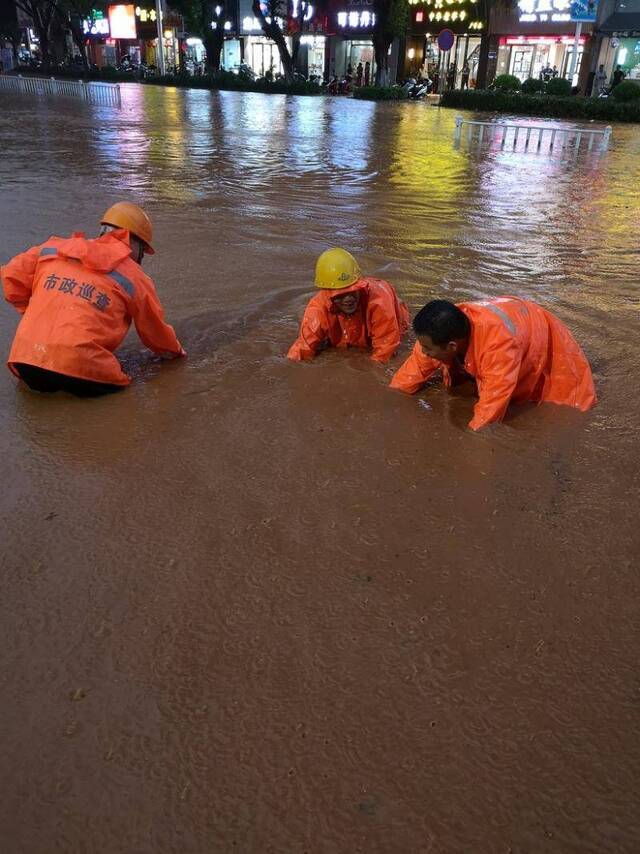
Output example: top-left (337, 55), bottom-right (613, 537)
top-left (101, 202), bottom-right (154, 254)
top-left (315, 248), bottom-right (362, 290)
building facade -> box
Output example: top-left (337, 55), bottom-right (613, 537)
top-left (487, 1), bottom-right (593, 88)
top-left (592, 0), bottom-right (640, 87)
top-left (404, 0), bottom-right (486, 90)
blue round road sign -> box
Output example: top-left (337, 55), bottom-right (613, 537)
top-left (437, 29), bottom-right (455, 52)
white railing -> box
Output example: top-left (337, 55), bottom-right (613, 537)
top-left (454, 116), bottom-right (612, 155)
top-left (0, 74), bottom-right (121, 108)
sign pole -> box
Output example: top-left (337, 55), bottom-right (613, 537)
top-left (155, 0), bottom-right (166, 76)
top-left (567, 20), bottom-right (582, 85)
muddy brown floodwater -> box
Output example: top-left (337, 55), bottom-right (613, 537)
top-left (0, 84), bottom-right (639, 853)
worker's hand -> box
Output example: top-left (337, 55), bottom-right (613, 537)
top-left (158, 347), bottom-right (186, 360)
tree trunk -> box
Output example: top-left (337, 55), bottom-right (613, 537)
top-left (271, 26), bottom-right (294, 82)
top-left (251, 0), bottom-right (295, 83)
top-left (203, 28), bottom-right (224, 73)
top-left (475, 33), bottom-right (489, 89)
top-left (291, 32), bottom-right (301, 70)
top-left (69, 22), bottom-right (89, 72)
top-left (373, 35), bottom-right (389, 86)
top-left (37, 24), bottom-right (52, 66)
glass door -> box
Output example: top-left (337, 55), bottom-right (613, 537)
top-left (510, 46), bottom-right (534, 82)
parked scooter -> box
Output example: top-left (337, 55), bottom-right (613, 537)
top-left (325, 75), bottom-right (351, 95)
top-left (402, 77), bottom-right (432, 99)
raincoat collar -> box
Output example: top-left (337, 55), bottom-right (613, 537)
top-left (53, 229), bottom-right (134, 273)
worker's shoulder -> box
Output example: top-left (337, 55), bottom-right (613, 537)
top-left (115, 256), bottom-right (156, 297)
top-left (37, 234), bottom-right (73, 252)
top-left (305, 290), bottom-right (329, 309)
top-left (360, 277), bottom-right (397, 294)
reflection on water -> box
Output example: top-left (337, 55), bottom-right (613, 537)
top-left (0, 85), bottom-right (639, 854)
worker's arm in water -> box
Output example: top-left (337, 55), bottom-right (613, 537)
top-left (1, 245), bottom-right (42, 314)
top-left (288, 302), bottom-right (330, 361)
top-left (468, 336), bottom-right (522, 431)
top-left (131, 281), bottom-right (185, 357)
top-left (390, 342), bottom-right (442, 393)
top-left (368, 296), bottom-right (403, 363)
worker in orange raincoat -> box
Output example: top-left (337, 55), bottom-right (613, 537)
top-left (288, 248), bottom-right (409, 363)
top-left (1, 202), bottom-right (185, 396)
top-left (390, 298), bottom-right (596, 430)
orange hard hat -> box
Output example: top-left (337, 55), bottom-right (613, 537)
top-left (101, 202), bottom-right (154, 254)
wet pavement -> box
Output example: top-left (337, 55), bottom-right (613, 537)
top-left (0, 84), bottom-right (639, 853)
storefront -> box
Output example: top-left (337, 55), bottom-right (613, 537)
top-left (406, 1), bottom-right (486, 90)
top-left (298, 34), bottom-right (326, 79)
top-left (82, 11), bottom-right (115, 67)
top-left (497, 33), bottom-right (588, 82)
top-left (328, 3), bottom-right (382, 82)
top-left (596, 2), bottom-right (640, 83)
top-left (489, 1), bottom-right (594, 87)
top-left (239, 8), bottom-right (286, 77)
top-left (81, 5), bottom-right (181, 70)
top-left (610, 35), bottom-right (640, 77)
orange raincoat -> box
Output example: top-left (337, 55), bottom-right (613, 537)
top-left (390, 297), bottom-right (596, 430)
top-left (1, 230), bottom-right (184, 386)
top-left (288, 278), bottom-right (410, 363)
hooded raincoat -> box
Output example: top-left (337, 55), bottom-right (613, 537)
top-left (288, 277), bottom-right (409, 363)
top-left (390, 297), bottom-right (596, 430)
top-left (1, 230), bottom-right (184, 386)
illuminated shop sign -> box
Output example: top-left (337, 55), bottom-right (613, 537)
top-left (108, 5), bottom-right (137, 39)
top-left (518, 0), bottom-right (572, 23)
top-left (501, 34), bottom-right (588, 44)
top-left (135, 6), bottom-right (157, 22)
top-left (337, 10), bottom-right (376, 28)
top-left (412, 1), bottom-right (484, 30)
top-left (82, 11), bottom-right (110, 35)
top-left (242, 15), bottom-right (282, 31)
top-left (242, 2), bottom-right (284, 32)
top-left (291, 0), bottom-right (314, 20)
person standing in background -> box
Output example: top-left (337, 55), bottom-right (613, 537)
top-left (461, 62), bottom-right (470, 89)
top-left (593, 64), bottom-right (608, 96)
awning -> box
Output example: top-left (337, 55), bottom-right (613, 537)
top-left (598, 13), bottom-right (640, 34)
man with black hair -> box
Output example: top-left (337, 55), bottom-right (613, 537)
top-left (390, 297), bottom-right (596, 430)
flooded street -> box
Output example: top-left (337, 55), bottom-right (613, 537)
top-left (1, 85), bottom-right (639, 853)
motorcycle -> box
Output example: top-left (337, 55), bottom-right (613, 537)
top-left (401, 77), bottom-right (432, 99)
top-left (326, 75), bottom-right (350, 95)
top-left (408, 78), bottom-right (432, 99)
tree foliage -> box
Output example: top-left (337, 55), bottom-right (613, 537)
top-left (0, 0), bottom-right (22, 54)
top-left (14, 0), bottom-right (59, 63)
top-left (170, 0), bottom-right (230, 73)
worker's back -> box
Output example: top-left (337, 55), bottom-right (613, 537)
top-left (2, 230), bottom-right (181, 386)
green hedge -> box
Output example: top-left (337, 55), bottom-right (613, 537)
top-left (521, 77), bottom-right (545, 94)
top-left (545, 77), bottom-right (572, 97)
top-left (8, 66), bottom-right (323, 96)
top-left (440, 88), bottom-right (640, 122)
top-left (492, 74), bottom-right (521, 92)
top-left (147, 73), bottom-right (322, 96)
top-left (353, 85), bottom-right (408, 100)
top-left (612, 80), bottom-right (640, 102)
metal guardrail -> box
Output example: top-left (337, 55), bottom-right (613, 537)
top-left (454, 116), bottom-right (612, 155)
top-left (0, 74), bottom-right (121, 108)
